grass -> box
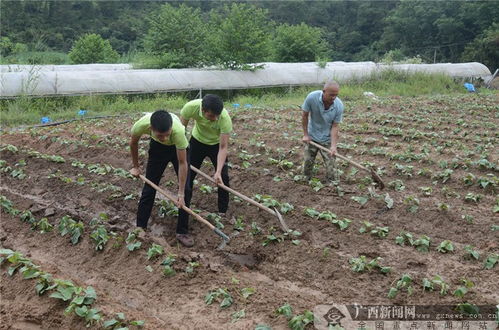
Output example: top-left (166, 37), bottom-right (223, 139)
top-left (1, 70), bottom-right (493, 127)
top-left (0, 51), bottom-right (70, 65)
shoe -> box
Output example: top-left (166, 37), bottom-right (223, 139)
top-left (176, 233), bottom-right (194, 247)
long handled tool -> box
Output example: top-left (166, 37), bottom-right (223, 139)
top-left (138, 174), bottom-right (230, 243)
top-left (190, 166), bottom-right (290, 233)
top-left (308, 140), bottom-right (385, 190)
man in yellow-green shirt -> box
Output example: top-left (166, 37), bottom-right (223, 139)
top-left (180, 94), bottom-right (232, 216)
top-left (129, 110), bottom-right (194, 247)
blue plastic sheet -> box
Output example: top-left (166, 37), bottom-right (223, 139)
top-left (464, 83), bottom-right (476, 92)
top-left (40, 117), bottom-right (52, 124)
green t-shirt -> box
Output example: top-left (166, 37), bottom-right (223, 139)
top-left (131, 113), bottom-right (188, 149)
top-left (180, 99), bottom-right (232, 145)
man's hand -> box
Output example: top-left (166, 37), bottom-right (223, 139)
top-left (330, 145), bottom-right (337, 156)
top-left (176, 194), bottom-right (185, 209)
top-left (130, 167), bottom-right (141, 177)
top-left (213, 172), bottom-right (223, 185)
top-left (302, 134), bottom-right (311, 143)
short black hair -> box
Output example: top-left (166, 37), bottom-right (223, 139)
top-left (150, 110), bottom-right (172, 132)
top-left (201, 94), bottom-right (223, 115)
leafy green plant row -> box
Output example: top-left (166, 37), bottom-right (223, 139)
top-left (0, 249), bottom-right (144, 329)
top-left (388, 273), bottom-right (479, 302)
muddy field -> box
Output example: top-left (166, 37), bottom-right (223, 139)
top-left (1, 93), bottom-right (498, 329)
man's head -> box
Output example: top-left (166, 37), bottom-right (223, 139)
top-left (150, 110), bottom-right (172, 142)
top-left (201, 94), bottom-right (224, 121)
top-left (322, 80), bottom-right (340, 105)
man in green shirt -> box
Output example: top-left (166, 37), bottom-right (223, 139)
top-left (129, 110), bottom-right (194, 247)
top-left (180, 94), bottom-right (232, 216)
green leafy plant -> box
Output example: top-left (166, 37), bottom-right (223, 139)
top-left (433, 169), bottom-right (453, 183)
top-left (288, 310), bottom-right (314, 330)
top-left (207, 213), bottom-right (224, 229)
top-left (0, 195), bottom-right (19, 215)
top-left (205, 288), bottom-right (233, 308)
top-left (483, 253), bottom-right (498, 269)
top-left (250, 222), bottom-right (262, 236)
top-left (240, 287), bottom-right (256, 299)
top-left (395, 231), bottom-right (414, 246)
top-left (371, 226), bottom-right (390, 238)
top-left (90, 226), bottom-right (110, 251)
top-left (413, 235), bottom-right (431, 252)
top-left (233, 216), bottom-right (245, 231)
top-left (20, 210), bottom-right (37, 226)
top-left (185, 261), bottom-right (200, 274)
top-left (58, 215), bottom-right (84, 245)
top-left (262, 229), bottom-right (284, 246)
top-left (276, 303), bottom-right (293, 319)
top-left (453, 278), bottom-right (474, 298)
top-left (147, 244), bottom-right (164, 260)
top-left (461, 214), bottom-right (474, 224)
top-left (388, 274), bottom-right (413, 299)
top-left (464, 245), bottom-right (480, 260)
top-left (423, 274), bottom-right (451, 295)
top-left (349, 256), bottom-right (391, 274)
top-left (388, 179), bottom-right (405, 191)
top-left (432, 194), bottom-right (446, 206)
top-left (308, 178), bottom-right (324, 192)
top-left (331, 218), bottom-right (352, 231)
top-left (464, 192), bottom-right (482, 203)
top-left (403, 195), bottom-right (420, 213)
top-left (359, 221), bottom-right (373, 234)
top-left (351, 195), bottom-right (369, 206)
top-left (231, 309), bottom-right (246, 323)
top-left (200, 184), bottom-right (214, 194)
top-left (419, 186), bottom-right (433, 196)
top-left (35, 273), bottom-right (56, 295)
top-left (304, 207), bottom-right (320, 218)
top-left (157, 200), bottom-right (178, 217)
top-left (125, 229), bottom-right (142, 251)
top-left (35, 218), bottom-right (53, 233)
top-left (437, 240), bottom-right (454, 253)
top-left (163, 265), bottom-right (176, 277)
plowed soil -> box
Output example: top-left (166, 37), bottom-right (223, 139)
top-left (1, 93), bottom-right (498, 329)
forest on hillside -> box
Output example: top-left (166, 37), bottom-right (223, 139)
top-left (1, 0), bottom-right (498, 70)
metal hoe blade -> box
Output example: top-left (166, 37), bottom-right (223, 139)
top-left (273, 207), bottom-right (290, 232)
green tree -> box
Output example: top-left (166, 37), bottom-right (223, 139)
top-left (462, 23), bottom-right (499, 71)
top-left (143, 4), bottom-right (208, 68)
top-left (68, 33), bottom-right (119, 64)
top-left (0, 36), bottom-right (14, 57)
top-left (210, 3), bottom-right (272, 69)
top-left (272, 23), bottom-right (329, 62)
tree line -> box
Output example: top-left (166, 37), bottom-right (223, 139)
top-left (1, 1), bottom-right (497, 70)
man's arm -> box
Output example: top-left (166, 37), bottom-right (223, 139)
top-left (180, 116), bottom-right (189, 127)
top-left (129, 135), bottom-right (141, 176)
top-left (176, 148), bottom-right (187, 208)
top-left (329, 122), bottom-right (340, 155)
top-left (302, 111), bottom-right (311, 143)
top-left (214, 134), bottom-right (229, 184)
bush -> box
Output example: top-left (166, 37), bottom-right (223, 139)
top-left (210, 3), bottom-right (272, 69)
top-left (68, 33), bottom-right (119, 64)
top-left (143, 4), bottom-right (208, 68)
top-left (461, 23), bottom-right (499, 71)
top-left (273, 23), bottom-right (329, 62)
top-left (0, 36), bottom-right (14, 57)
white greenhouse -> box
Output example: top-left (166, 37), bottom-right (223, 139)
top-left (0, 62), bottom-right (491, 98)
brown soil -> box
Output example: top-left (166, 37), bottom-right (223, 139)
top-left (1, 94), bottom-right (498, 329)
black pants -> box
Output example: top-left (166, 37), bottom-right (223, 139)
top-left (136, 139), bottom-right (192, 234)
top-left (187, 137), bottom-right (230, 213)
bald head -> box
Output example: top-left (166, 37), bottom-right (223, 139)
top-left (323, 81), bottom-right (340, 90)
top-left (322, 81), bottom-right (340, 106)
